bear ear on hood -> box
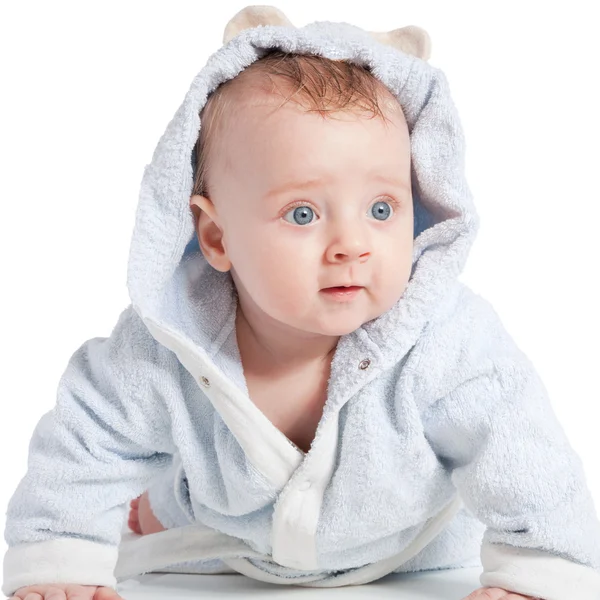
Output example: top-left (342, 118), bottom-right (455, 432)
top-left (222, 5), bottom-right (432, 62)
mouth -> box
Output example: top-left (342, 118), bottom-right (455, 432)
top-left (320, 285), bottom-right (364, 301)
top-left (322, 285), bottom-right (363, 292)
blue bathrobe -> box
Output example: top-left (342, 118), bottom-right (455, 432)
top-left (3, 11), bottom-right (600, 600)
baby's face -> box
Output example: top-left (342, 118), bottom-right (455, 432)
top-left (192, 91), bottom-right (414, 337)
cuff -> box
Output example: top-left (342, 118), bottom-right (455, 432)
top-left (480, 541), bottom-right (600, 600)
top-left (2, 538), bottom-right (118, 597)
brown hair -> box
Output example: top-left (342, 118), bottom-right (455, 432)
top-left (191, 49), bottom-right (398, 198)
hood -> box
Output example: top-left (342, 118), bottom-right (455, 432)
top-left (126, 6), bottom-right (479, 380)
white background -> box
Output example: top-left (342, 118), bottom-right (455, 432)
top-left (1, 0), bottom-right (598, 585)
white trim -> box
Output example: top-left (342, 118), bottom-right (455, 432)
top-left (480, 542), bottom-right (600, 600)
top-left (141, 315), bottom-right (303, 489)
top-left (2, 539), bottom-right (118, 597)
top-left (271, 412), bottom-right (340, 569)
top-left (114, 493), bottom-right (464, 586)
top-left (115, 521), bottom-right (264, 581)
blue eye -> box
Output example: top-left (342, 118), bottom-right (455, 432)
top-left (370, 201), bottom-right (392, 221)
top-left (283, 205), bottom-right (315, 226)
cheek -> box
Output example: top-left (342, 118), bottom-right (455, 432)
top-left (376, 225), bottom-right (414, 291)
top-left (228, 227), bottom-right (316, 308)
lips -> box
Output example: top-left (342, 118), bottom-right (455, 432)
top-left (322, 284), bottom-right (363, 290)
top-left (320, 285), bottom-right (364, 302)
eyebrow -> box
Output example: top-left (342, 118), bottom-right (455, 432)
top-left (265, 173), bottom-right (410, 199)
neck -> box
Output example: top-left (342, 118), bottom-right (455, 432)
top-left (235, 298), bottom-right (339, 376)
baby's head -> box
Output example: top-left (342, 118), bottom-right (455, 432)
top-left (190, 49), bottom-right (413, 337)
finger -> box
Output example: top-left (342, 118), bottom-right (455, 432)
top-left (12, 587), bottom-right (46, 599)
top-left (465, 588), bottom-right (509, 600)
top-left (14, 588), bottom-right (66, 600)
top-left (44, 589), bottom-right (67, 600)
top-left (94, 587), bottom-right (125, 600)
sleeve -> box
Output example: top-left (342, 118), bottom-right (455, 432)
top-left (421, 299), bottom-right (600, 600)
top-left (2, 305), bottom-right (178, 597)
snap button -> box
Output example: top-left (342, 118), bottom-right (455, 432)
top-left (358, 358), bottom-right (371, 370)
top-left (298, 480), bottom-right (312, 491)
top-left (198, 376), bottom-right (210, 387)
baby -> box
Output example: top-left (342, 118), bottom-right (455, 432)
top-left (3, 6), bottom-right (600, 600)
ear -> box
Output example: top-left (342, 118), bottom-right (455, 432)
top-left (189, 194), bottom-right (232, 272)
top-left (223, 5), bottom-right (294, 44)
top-left (222, 5), bottom-right (432, 62)
top-left (368, 26), bottom-right (431, 62)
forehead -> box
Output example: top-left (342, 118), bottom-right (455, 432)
top-left (219, 104), bottom-right (405, 184)
top-left (202, 70), bottom-right (410, 198)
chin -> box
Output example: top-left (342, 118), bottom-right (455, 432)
top-left (314, 316), bottom-right (370, 337)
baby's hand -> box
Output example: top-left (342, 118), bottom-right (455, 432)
top-left (7, 584), bottom-right (124, 599)
top-left (463, 588), bottom-right (540, 599)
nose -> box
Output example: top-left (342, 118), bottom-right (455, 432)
top-left (325, 221), bottom-right (371, 264)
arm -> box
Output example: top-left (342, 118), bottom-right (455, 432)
top-left (421, 299), bottom-right (600, 600)
top-left (2, 306), bottom-right (177, 597)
